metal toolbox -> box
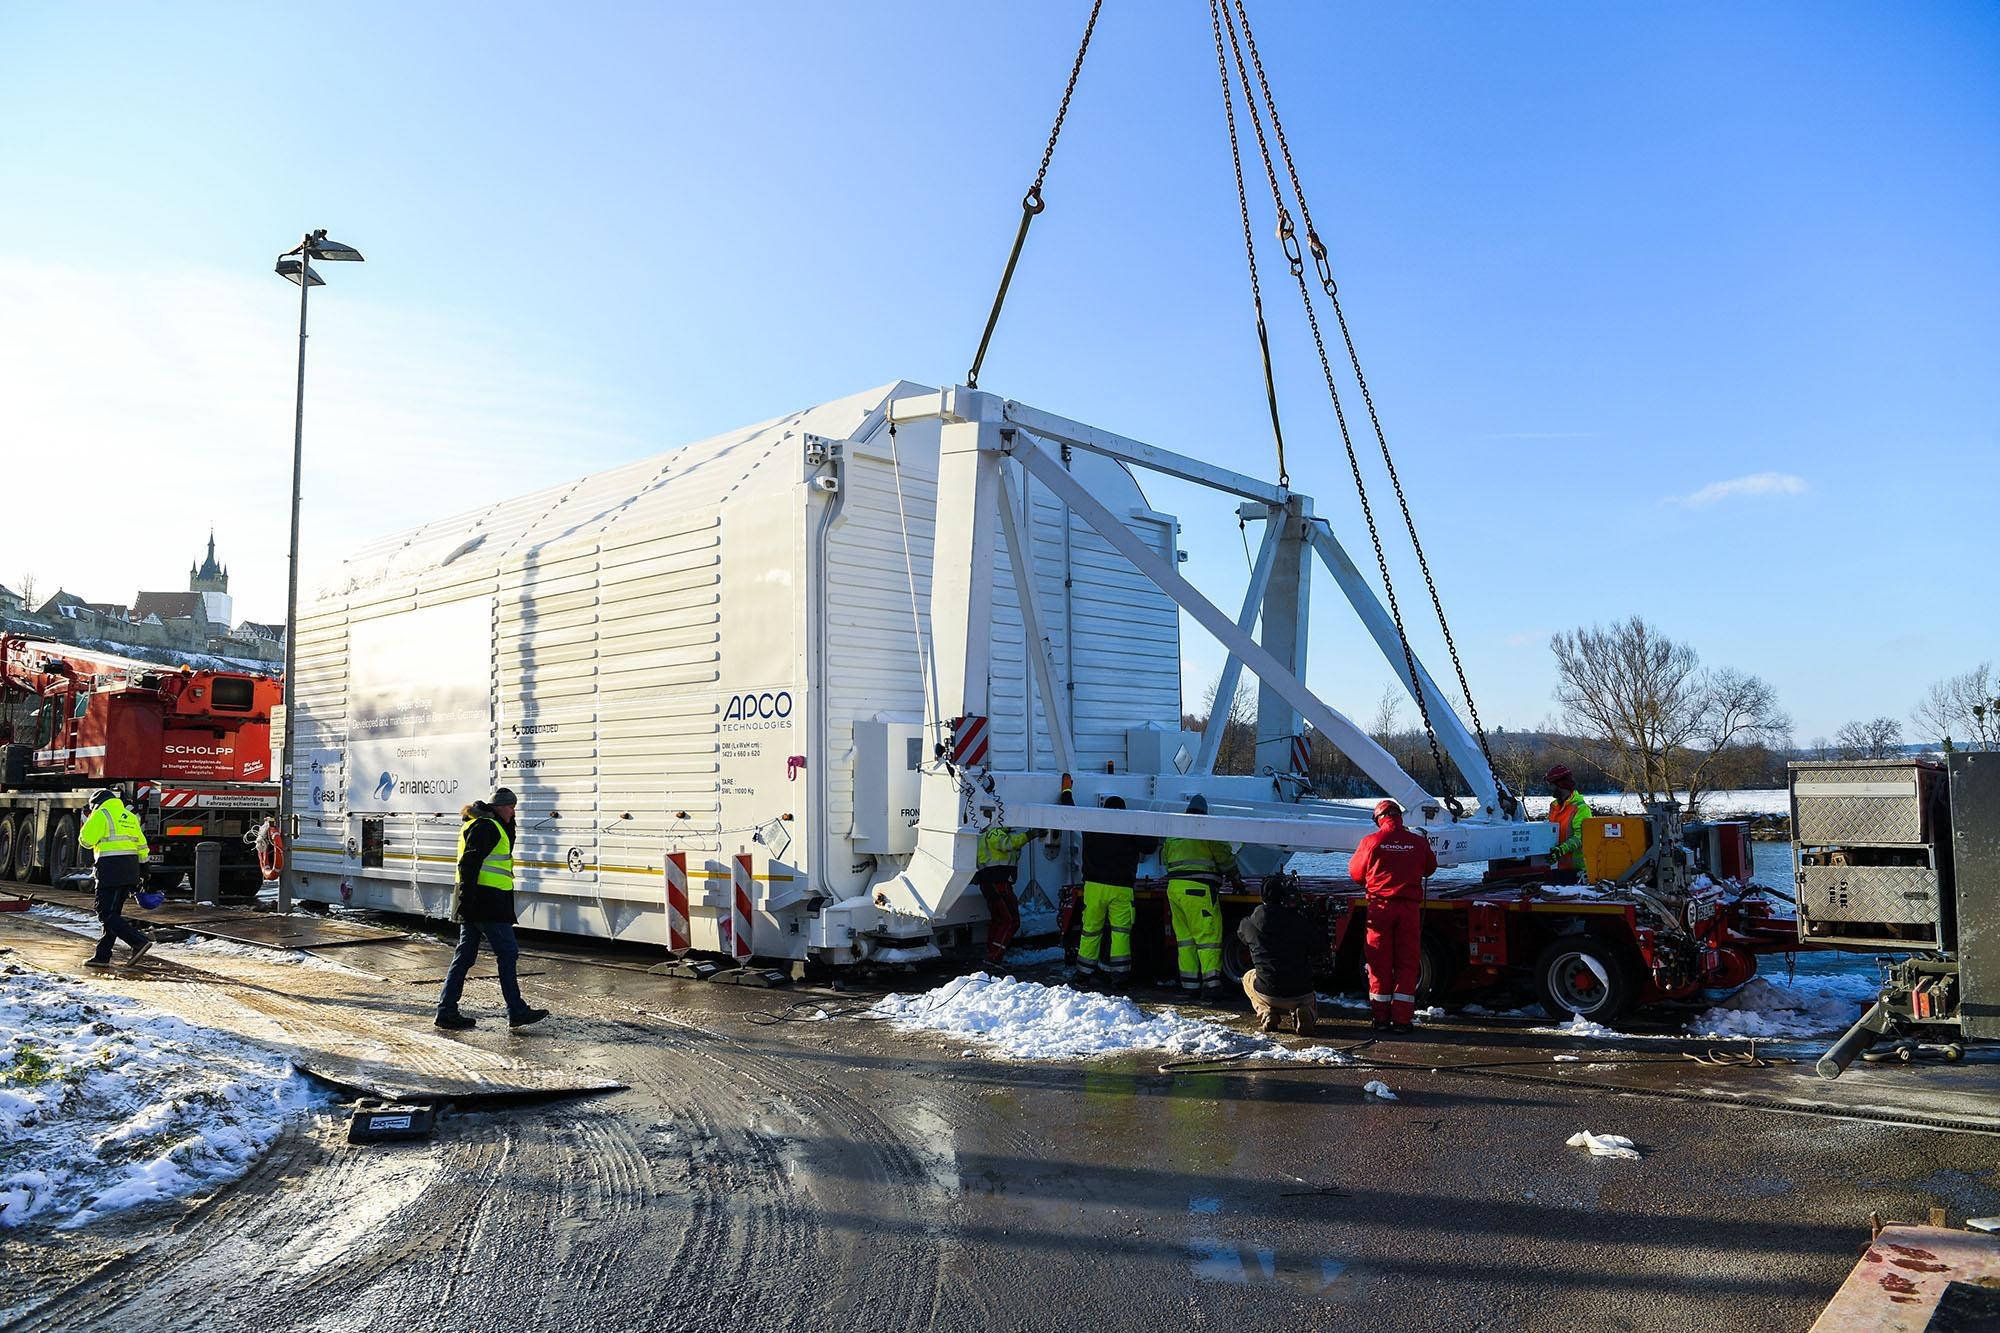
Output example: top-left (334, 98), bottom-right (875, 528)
top-left (1791, 759), bottom-right (1938, 846)
top-left (1796, 863), bottom-right (1943, 942)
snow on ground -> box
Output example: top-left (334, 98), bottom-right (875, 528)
top-left (1688, 970), bottom-right (1880, 1039)
top-left (1001, 945), bottom-right (1069, 967)
top-left (1532, 1013), bottom-right (1628, 1040)
top-left (27, 905), bottom-right (370, 974)
top-left (1, 966), bottom-right (327, 1230)
top-left (873, 973), bottom-right (1349, 1064)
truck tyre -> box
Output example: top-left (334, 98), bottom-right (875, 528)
top-left (0, 817), bottom-right (13, 883)
top-left (48, 814), bottom-right (79, 886)
top-left (11, 816), bottom-right (35, 881)
top-left (1219, 906), bottom-right (1251, 984)
top-left (1532, 936), bottom-right (1634, 1022)
top-left (1414, 930), bottom-right (1456, 1007)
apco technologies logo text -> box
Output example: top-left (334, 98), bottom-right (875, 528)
top-left (723, 690), bottom-right (793, 730)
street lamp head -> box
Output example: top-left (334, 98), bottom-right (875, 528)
top-left (274, 257), bottom-right (325, 287)
top-left (304, 228), bottom-right (364, 262)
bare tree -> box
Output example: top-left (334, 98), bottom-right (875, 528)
top-left (1832, 716), bottom-right (1904, 761)
top-left (15, 572), bottom-right (36, 607)
top-left (1682, 667), bottom-right (1790, 814)
top-left (1551, 617), bottom-right (1788, 812)
top-left (1911, 664), bottom-right (1998, 751)
top-left (1196, 673), bottom-right (1259, 775)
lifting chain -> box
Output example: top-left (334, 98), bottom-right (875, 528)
top-left (1206, 0), bottom-right (1287, 488)
top-left (966, 0), bottom-right (1106, 390)
top-left (1214, 0), bottom-right (1458, 813)
top-left (1228, 0), bottom-right (1501, 799)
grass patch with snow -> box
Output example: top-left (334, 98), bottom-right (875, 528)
top-left (0, 966), bottom-right (327, 1230)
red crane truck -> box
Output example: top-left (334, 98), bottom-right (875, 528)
top-left (0, 635), bottom-right (282, 898)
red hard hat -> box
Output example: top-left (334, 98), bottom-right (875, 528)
top-left (1545, 764), bottom-right (1573, 787)
top-left (1373, 799), bottom-right (1402, 821)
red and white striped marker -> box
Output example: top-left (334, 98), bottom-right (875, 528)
top-left (1291, 733), bottom-right (1311, 774)
top-left (728, 853), bottom-right (754, 964)
top-left (663, 852), bottom-right (690, 956)
top-left (950, 714), bottom-right (990, 768)
top-left (162, 789), bottom-right (198, 809)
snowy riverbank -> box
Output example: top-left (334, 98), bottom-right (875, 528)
top-left (1, 967), bottom-right (325, 1230)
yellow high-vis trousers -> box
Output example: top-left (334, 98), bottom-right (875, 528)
top-left (1076, 881), bottom-right (1134, 973)
top-left (1166, 879), bottom-right (1222, 990)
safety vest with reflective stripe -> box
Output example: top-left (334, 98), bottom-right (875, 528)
top-left (1162, 836), bottom-right (1235, 884)
top-left (79, 797), bottom-right (149, 862)
top-left (1550, 794), bottom-right (1593, 870)
top-left (459, 817), bottom-right (514, 892)
top-left (976, 824), bottom-right (1032, 871)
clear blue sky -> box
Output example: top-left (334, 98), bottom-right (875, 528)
top-left (2, 1), bottom-right (1994, 742)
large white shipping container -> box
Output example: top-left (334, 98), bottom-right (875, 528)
top-left (289, 381), bottom-right (1184, 962)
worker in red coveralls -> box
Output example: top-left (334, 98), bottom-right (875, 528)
top-left (1347, 798), bottom-right (1437, 1033)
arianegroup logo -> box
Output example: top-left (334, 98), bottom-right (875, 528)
top-left (373, 772), bottom-right (396, 801)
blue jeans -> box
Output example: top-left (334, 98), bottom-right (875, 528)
top-left (436, 921), bottom-right (528, 1018)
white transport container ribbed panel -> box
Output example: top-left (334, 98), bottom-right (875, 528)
top-left (288, 382), bottom-right (1183, 961)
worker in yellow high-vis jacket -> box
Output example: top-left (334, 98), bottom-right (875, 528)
top-left (1160, 794), bottom-right (1239, 996)
top-left (975, 820), bottom-right (1041, 967)
top-left (79, 788), bottom-right (153, 967)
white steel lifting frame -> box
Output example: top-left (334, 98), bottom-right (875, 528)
top-left (869, 387), bottom-right (1552, 929)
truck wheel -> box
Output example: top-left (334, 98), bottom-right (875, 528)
top-left (48, 814), bottom-right (79, 886)
top-left (11, 816), bottom-right (35, 881)
top-left (1414, 931), bottom-right (1457, 1007)
top-left (1219, 906), bottom-right (1251, 984)
top-left (0, 818), bottom-right (14, 882)
top-left (1533, 937), bottom-right (1634, 1023)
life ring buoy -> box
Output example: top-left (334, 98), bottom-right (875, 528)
top-left (258, 828), bottom-right (285, 881)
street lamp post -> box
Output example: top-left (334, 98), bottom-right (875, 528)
top-left (274, 229), bottom-right (363, 914)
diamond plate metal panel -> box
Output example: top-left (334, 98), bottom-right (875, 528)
top-left (1792, 761), bottom-right (1930, 845)
top-left (1948, 752), bottom-right (2000, 1040)
top-left (1797, 864), bottom-right (1941, 926)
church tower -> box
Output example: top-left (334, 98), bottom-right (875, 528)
top-left (189, 530), bottom-right (233, 626)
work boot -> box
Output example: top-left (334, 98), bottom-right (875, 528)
top-left (1390, 1021), bottom-right (1414, 1035)
top-left (1294, 1011), bottom-right (1317, 1037)
top-left (1371, 1019), bottom-right (1392, 1033)
top-left (508, 1007), bottom-right (550, 1029)
top-left (127, 940), bottom-right (153, 964)
top-left (1257, 1010), bottom-right (1279, 1033)
top-left (86, 958), bottom-right (115, 969)
top-left (434, 1012), bottom-right (476, 1031)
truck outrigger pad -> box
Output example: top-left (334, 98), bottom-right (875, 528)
top-left (708, 964), bottom-right (792, 988)
top-left (650, 956), bottom-right (723, 981)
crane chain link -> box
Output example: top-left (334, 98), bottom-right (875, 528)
top-left (1206, 0), bottom-right (1287, 488)
top-left (1229, 0), bottom-right (1500, 796)
top-left (1216, 0), bottom-right (1458, 812)
top-left (967, 0), bottom-right (1107, 389)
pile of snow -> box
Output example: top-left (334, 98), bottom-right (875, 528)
top-left (1, 967), bottom-right (325, 1230)
top-left (1362, 1080), bottom-right (1398, 1100)
top-left (1566, 1130), bottom-right (1641, 1160)
top-left (872, 973), bottom-right (1348, 1064)
top-left (1688, 971), bottom-right (1879, 1039)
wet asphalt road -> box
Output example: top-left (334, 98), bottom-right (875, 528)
top-left (9, 933), bottom-right (2000, 1333)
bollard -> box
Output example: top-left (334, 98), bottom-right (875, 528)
top-left (649, 851), bottom-right (718, 980)
top-left (194, 840), bottom-right (222, 905)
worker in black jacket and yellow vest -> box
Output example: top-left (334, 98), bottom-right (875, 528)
top-left (1062, 787), bottom-right (1157, 986)
top-left (435, 788), bottom-right (549, 1031)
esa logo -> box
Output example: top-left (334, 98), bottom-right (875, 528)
top-left (723, 690), bottom-right (793, 722)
